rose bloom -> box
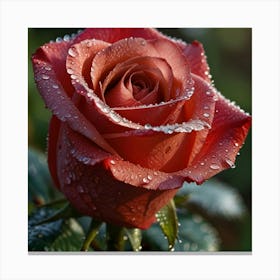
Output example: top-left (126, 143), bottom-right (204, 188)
top-left (32, 28), bottom-right (251, 229)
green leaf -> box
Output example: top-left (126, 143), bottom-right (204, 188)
top-left (177, 179), bottom-right (246, 220)
top-left (81, 219), bottom-right (103, 251)
top-left (28, 148), bottom-right (62, 205)
top-left (28, 207), bottom-right (63, 251)
top-left (142, 211), bottom-right (220, 251)
top-left (174, 212), bottom-right (220, 251)
top-left (155, 199), bottom-right (178, 251)
top-left (35, 203), bottom-right (82, 225)
top-left (124, 228), bottom-right (142, 251)
top-left (46, 219), bottom-right (85, 251)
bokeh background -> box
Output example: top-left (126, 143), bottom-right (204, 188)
top-left (28, 28), bottom-right (251, 251)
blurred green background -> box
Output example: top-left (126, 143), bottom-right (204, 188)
top-left (28, 28), bottom-right (251, 251)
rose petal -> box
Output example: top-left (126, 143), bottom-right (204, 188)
top-left (32, 58), bottom-right (116, 154)
top-left (177, 94), bottom-right (251, 184)
top-left (104, 157), bottom-right (185, 191)
top-left (47, 116), bottom-right (61, 189)
top-left (91, 37), bottom-right (192, 98)
top-left (101, 56), bottom-right (173, 103)
top-left (56, 126), bottom-right (179, 229)
top-left (177, 40), bottom-right (212, 83)
top-left (73, 28), bottom-right (166, 44)
top-left (65, 39), bottom-right (110, 98)
top-left (32, 40), bottom-right (74, 96)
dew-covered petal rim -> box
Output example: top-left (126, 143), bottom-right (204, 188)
top-left (177, 93), bottom-right (251, 184)
top-left (176, 40), bottom-right (212, 83)
top-left (104, 156), bottom-right (186, 190)
top-left (32, 40), bottom-right (74, 96)
top-left (32, 57), bottom-right (116, 154)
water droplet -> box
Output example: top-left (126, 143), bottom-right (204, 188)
top-left (68, 48), bottom-right (77, 57)
top-left (77, 185), bottom-right (85, 193)
top-left (110, 159), bottom-right (116, 165)
top-left (144, 124), bottom-right (152, 129)
top-left (52, 84), bottom-right (59, 89)
top-left (203, 105), bottom-right (209, 110)
top-left (63, 34), bottom-right (71, 41)
top-left (205, 90), bottom-right (211, 95)
top-left (142, 177), bottom-right (149, 184)
top-left (225, 159), bottom-right (236, 168)
top-left (200, 162), bottom-right (205, 166)
top-left (234, 143), bottom-right (239, 147)
top-left (42, 74), bottom-right (49, 80)
top-left (67, 68), bottom-right (74, 75)
top-left (45, 66), bottom-right (52, 71)
top-left (203, 113), bottom-right (210, 118)
top-left (210, 164), bottom-right (220, 170)
top-left (147, 175), bottom-right (152, 180)
top-left (56, 37), bottom-right (63, 43)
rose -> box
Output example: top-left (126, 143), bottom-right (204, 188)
top-left (32, 28), bottom-right (251, 229)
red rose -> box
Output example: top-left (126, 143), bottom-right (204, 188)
top-left (32, 28), bottom-right (251, 229)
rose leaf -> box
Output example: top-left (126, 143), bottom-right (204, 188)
top-left (177, 179), bottom-right (247, 220)
top-left (155, 199), bottom-right (178, 251)
top-left (124, 228), bottom-right (142, 252)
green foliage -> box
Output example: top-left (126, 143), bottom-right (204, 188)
top-left (155, 199), bottom-right (178, 251)
top-left (142, 211), bottom-right (219, 251)
top-left (124, 228), bottom-right (142, 251)
top-left (46, 219), bottom-right (84, 251)
top-left (28, 208), bottom-right (63, 251)
top-left (176, 180), bottom-right (246, 220)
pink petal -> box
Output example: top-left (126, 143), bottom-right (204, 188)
top-left (177, 94), bottom-right (251, 184)
top-left (32, 57), bottom-right (115, 154)
top-left (32, 41), bottom-right (74, 96)
top-left (178, 40), bottom-right (212, 83)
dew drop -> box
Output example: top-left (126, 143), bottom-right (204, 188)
top-left (142, 177), bottom-right (149, 184)
top-left (203, 113), bottom-right (210, 118)
top-left (45, 66), bottom-right (52, 71)
top-left (52, 84), bottom-right (59, 89)
top-left (110, 159), bottom-right (116, 165)
top-left (234, 143), bottom-right (239, 147)
top-left (77, 185), bottom-right (85, 193)
top-left (42, 74), bottom-right (49, 80)
top-left (210, 164), bottom-right (220, 170)
top-left (63, 34), bottom-right (71, 41)
top-left (68, 48), bottom-right (77, 57)
top-left (67, 68), bottom-right (74, 75)
top-left (147, 175), bottom-right (152, 180)
top-left (225, 159), bottom-right (236, 168)
top-left (144, 124), bottom-right (152, 129)
top-left (203, 105), bottom-right (209, 110)
top-left (200, 162), bottom-right (205, 166)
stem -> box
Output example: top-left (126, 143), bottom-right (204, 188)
top-left (106, 223), bottom-right (126, 251)
top-left (81, 219), bottom-right (103, 251)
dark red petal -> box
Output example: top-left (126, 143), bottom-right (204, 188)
top-left (32, 58), bottom-right (115, 154)
top-left (47, 116), bottom-right (61, 189)
top-left (73, 28), bottom-right (166, 44)
top-left (104, 157), bottom-right (185, 190)
top-left (55, 125), bottom-right (179, 229)
top-left (32, 41), bottom-right (74, 96)
top-left (177, 94), bottom-right (251, 184)
top-left (178, 40), bottom-right (212, 83)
